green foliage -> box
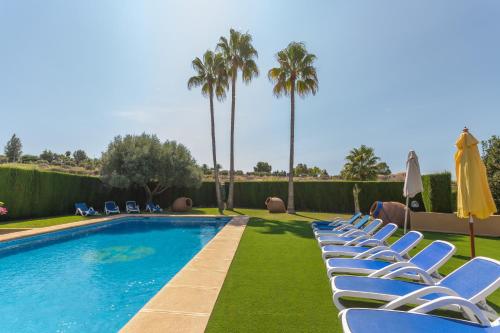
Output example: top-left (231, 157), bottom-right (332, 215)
top-left (482, 135), bottom-right (500, 207)
top-left (73, 149), bottom-right (88, 165)
top-left (217, 29), bottom-right (259, 83)
top-left (100, 134), bottom-right (202, 201)
top-left (230, 181), bottom-right (411, 213)
top-left (21, 154), bottom-right (39, 163)
top-left (254, 161), bottom-right (272, 173)
top-left (4, 134), bottom-right (22, 162)
top-left (376, 162), bottom-right (392, 175)
top-left (421, 172), bottom-right (452, 213)
top-left (294, 163), bottom-right (327, 177)
top-left (340, 145), bottom-right (387, 180)
top-left (187, 50), bottom-right (228, 101)
top-left (40, 149), bottom-right (56, 163)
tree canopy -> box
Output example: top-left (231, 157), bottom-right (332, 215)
top-left (482, 135), bottom-right (500, 207)
top-left (254, 161), bottom-right (272, 173)
top-left (100, 133), bottom-right (202, 201)
top-left (4, 134), bottom-right (22, 162)
top-left (340, 145), bottom-right (390, 181)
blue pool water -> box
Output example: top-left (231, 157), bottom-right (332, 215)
top-left (0, 217), bottom-right (229, 333)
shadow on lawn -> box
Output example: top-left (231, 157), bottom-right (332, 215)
top-left (250, 217), bottom-right (315, 239)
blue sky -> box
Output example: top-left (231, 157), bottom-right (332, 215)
top-left (1, 0), bottom-right (499, 175)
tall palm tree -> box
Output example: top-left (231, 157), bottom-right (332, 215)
top-left (340, 145), bottom-right (381, 181)
top-left (217, 28), bottom-right (259, 210)
top-left (188, 50), bottom-right (228, 213)
top-left (268, 42), bottom-right (318, 213)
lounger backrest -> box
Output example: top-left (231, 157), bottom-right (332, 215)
top-left (360, 218), bottom-right (382, 235)
top-left (372, 223), bottom-right (397, 241)
top-left (409, 240), bottom-right (456, 272)
top-left (439, 257), bottom-right (500, 301)
top-left (389, 231), bottom-right (423, 255)
top-left (105, 201), bottom-right (117, 210)
top-left (352, 215), bottom-right (371, 229)
top-left (75, 202), bottom-right (88, 211)
top-left (126, 201), bottom-right (136, 207)
top-left (348, 212), bottom-right (363, 224)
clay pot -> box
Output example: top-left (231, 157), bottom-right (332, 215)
top-left (369, 201), bottom-right (407, 227)
top-left (265, 197), bottom-right (286, 213)
top-left (172, 197), bottom-right (193, 212)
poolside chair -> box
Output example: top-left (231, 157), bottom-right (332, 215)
top-left (145, 202), bottom-right (163, 213)
top-left (74, 202), bottom-right (99, 216)
top-left (325, 240), bottom-right (456, 280)
top-left (331, 257), bottom-right (500, 319)
top-left (104, 201), bottom-right (120, 215)
top-left (339, 296), bottom-right (499, 333)
top-left (125, 201), bottom-right (140, 214)
top-left (314, 215), bottom-right (371, 236)
top-left (317, 219), bottom-right (383, 246)
top-left (320, 227), bottom-right (420, 260)
top-left (311, 212), bottom-right (362, 230)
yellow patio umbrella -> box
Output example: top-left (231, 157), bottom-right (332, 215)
top-left (455, 127), bottom-right (497, 257)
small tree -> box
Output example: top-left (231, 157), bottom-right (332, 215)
top-left (294, 163), bottom-right (309, 176)
top-left (40, 149), bottom-right (55, 163)
top-left (254, 161), bottom-right (272, 173)
top-left (482, 135), bottom-right (500, 207)
top-left (100, 133), bottom-right (202, 202)
top-left (376, 162), bottom-right (392, 176)
top-left (4, 134), bottom-right (22, 162)
top-left (73, 149), bottom-right (88, 165)
top-left (340, 145), bottom-right (389, 181)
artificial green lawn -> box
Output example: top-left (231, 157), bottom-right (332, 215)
top-left (1, 208), bottom-right (498, 332)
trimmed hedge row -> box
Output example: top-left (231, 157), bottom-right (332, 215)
top-left (421, 172), bottom-right (453, 213)
top-left (0, 166), bottom-right (452, 219)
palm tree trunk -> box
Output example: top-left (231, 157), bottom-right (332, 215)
top-left (209, 91), bottom-right (224, 213)
top-left (227, 71), bottom-right (237, 210)
top-left (287, 82), bottom-right (295, 213)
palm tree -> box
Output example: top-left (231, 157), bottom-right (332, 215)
top-left (268, 42), bottom-right (318, 213)
top-left (340, 145), bottom-right (381, 180)
top-left (217, 28), bottom-right (259, 210)
top-left (188, 50), bottom-right (228, 213)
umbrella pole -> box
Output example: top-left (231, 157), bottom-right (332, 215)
top-left (404, 197), bottom-right (409, 234)
top-left (469, 214), bottom-right (476, 258)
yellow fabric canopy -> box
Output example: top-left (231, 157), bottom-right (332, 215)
top-left (455, 130), bottom-right (497, 219)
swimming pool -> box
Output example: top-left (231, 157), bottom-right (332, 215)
top-left (0, 216), bottom-right (230, 333)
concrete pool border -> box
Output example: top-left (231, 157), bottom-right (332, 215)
top-left (0, 214), bottom-right (249, 333)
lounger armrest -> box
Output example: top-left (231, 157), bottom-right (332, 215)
top-left (353, 245), bottom-right (390, 259)
top-left (410, 296), bottom-right (492, 326)
top-left (343, 235), bottom-right (370, 246)
top-left (383, 286), bottom-right (458, 311)
top-left (367, 250), bottom-right (404, 261)
top-left (368, 261), bottom-right (415, 278)
top-left (356, 238), bottom-right (384, 247)
top-left (382, 266), bottom-right (435, 284)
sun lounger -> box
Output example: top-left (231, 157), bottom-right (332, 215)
top-left (314, 215), bottom-right (371, 236)
top-left (325, 240), bottom-right (456, 280)
top-left (145, 202), bottom-right (163, 213)
top-left (104, 201), bottom-right (120, 215)
top-left (317, 219), bottom-right (383, 246)
top-left (125, 201), bottom-right (140, 213)
top-left (311, 212), bottom-right (362, 230)
top-left (74, 202), bottom-right (99, 216)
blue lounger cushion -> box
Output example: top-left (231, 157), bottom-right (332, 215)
top-left (342, 308), bottom-right (498, 333)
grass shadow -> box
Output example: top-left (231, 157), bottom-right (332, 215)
top-left (250, 217), bottom-right (315, 239)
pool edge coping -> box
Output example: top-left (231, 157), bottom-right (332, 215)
top-left (119, 215), bottom-right (249, 333)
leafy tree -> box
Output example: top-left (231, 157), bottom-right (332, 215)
top-left (482, 135), bottom-right (500, 207)
top-left (201, 164), bottom-right (210, 175)
top-left (65, 151), bottom-right (72, 158)
top-left (308, 166), bottom-right (322, 177)
top-left (294, 163), bottom-right (309, 176)
top-left (340, 145), bottom-right (386, 180)
top-left (100, 133), bottom-right (202, 202)
top-left (376, 162), bottom-right (392, 176)
top-left (217, 29), bottom-right (259, 210)
top-left (4, 134), bottom-right (22, 162)
top-left (254, 161), bottom-right (272, 173)
top-left (73, 149), bottom-right (88, 165)
top-left (268, 41), bottom-right (318, 213)
top-left (188, 50), bottom-right (228, 212)
top-left (21, 154), bottom-right (39, 163)
top-left (40, 149), bottom-right (55, 163)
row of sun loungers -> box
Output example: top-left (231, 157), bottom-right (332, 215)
top-left (74, 201), bottom-right (163, 216)
top-left (311, 213), bottom-right (500, 333)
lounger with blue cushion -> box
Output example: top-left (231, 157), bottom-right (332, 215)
top-left (321, 229), bottom-right (422, 260)
top-left (313, 215), bottom-right (370, 236)
top-left (331, 257), bottom-right (500, 319)
top-left (340, 297), bottom-right (499, 333)
top-left (317, 219), bottom-right (383, 246)
top-left (74, 202), bottom-right (100, 216)
top-left (314, 215), bottom-right (371, 236)
top-left (104, 201), bottom-right (120, 215)
top-left (125, 201), bottom-right (140, 213)
top-left (326, 240), bottom-right (456, 280)
top-left (311, 212), bottom-right (362, 230)
top-left (145, 202), bottom-right (163, 213)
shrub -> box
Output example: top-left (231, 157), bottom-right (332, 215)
top-left (421, 172), bottom-right (452, 213)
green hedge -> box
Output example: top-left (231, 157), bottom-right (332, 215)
top-left (231, 181), bottom-right (414, 213)
top-left (421, 172), bottom-right (452, 213)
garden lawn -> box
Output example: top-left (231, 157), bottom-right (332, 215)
top-left (205, 209), bottom-right (500, 333)
top-left (0, 215), bottom-right (91, 228)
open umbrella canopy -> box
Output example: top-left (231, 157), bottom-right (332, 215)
top-left (455, 129), bottom-right (497, 219)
